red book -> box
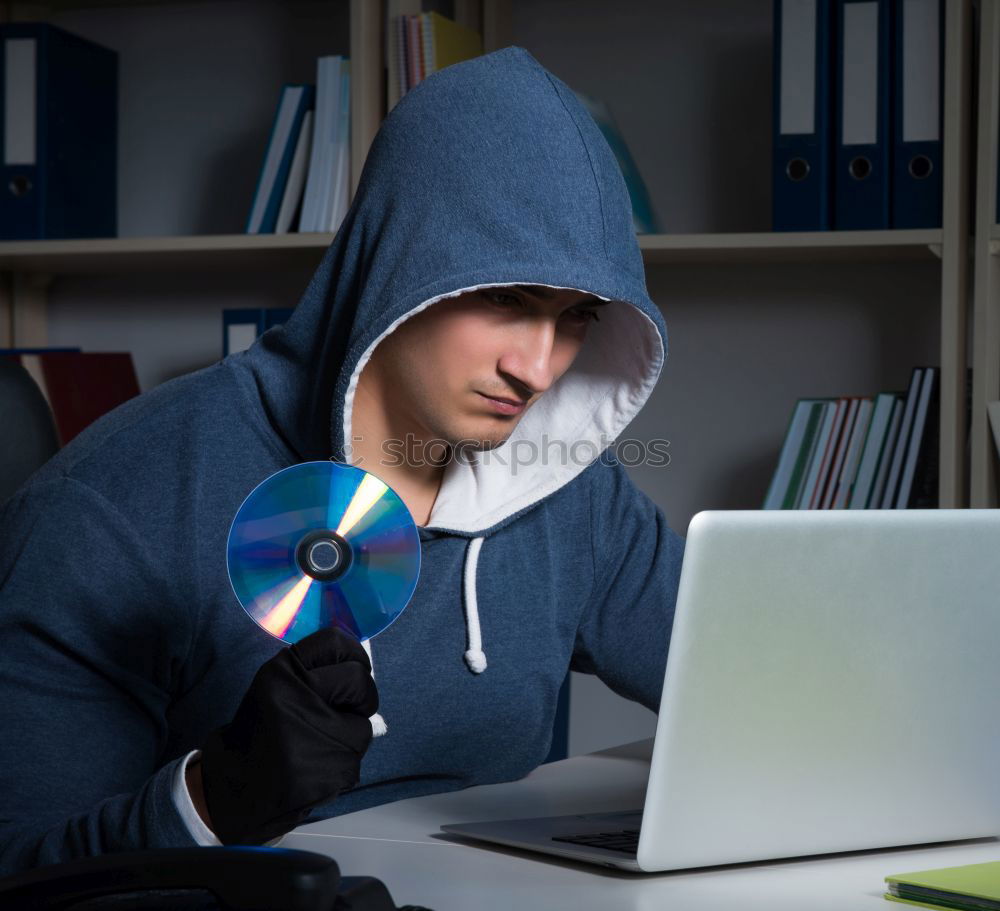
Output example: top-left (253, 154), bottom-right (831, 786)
top-left (820, 396), bottom-right (862, 509)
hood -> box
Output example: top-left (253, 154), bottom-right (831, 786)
top-left (237, 45), bottom-right (668, 696)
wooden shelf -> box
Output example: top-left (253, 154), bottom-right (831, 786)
top-left (0, 233), bottom-right (338, 274)
top-left (639, 230), bottom-right (944, 264)
top-left (0, 229), bottom-right (945, 275)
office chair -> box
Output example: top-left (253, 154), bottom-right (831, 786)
top-left (0, 357), bottom-right (60, 505)
top-left (0, 846), bottom-right (432, 910)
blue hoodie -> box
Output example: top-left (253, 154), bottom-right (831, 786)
top-left (0, 46), bottom-right (684, 874)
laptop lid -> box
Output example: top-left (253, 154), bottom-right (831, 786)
top-left (638, 509), bottom-right (1000, 871)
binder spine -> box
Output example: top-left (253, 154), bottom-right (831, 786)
top-left (1, 23), bottom-right (116, 240)
top-left (891, 0), bottom-right (943, 229)
top-left (1, 30), bottom-right (43, 239)
top-left (45, 24), bottom-right (117, 240)
top-left (773, 0), bottom-right (835, 231)
top-left (834, 0), bottom-right (892, 229)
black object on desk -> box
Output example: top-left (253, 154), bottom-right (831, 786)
top-left (0, 846), bottom-right (432, 911)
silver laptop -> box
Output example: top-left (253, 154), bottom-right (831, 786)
top-left (442, 509), bottom-right (1000, 872)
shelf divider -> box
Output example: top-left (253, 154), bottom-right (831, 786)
top-left (350, 0), bottom-right (384, 200)
top-left (971, 0), bottom-right (1000, 507)
top-left (938, 0), bottom-right (973, 507)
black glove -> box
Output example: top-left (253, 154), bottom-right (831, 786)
top-left (199, 627), bottom-right (379, 845)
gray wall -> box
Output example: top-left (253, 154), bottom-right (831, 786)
top-left (40, 0), bottom-right (944, 756)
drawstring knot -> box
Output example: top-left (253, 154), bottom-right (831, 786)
top-left (463, 536), bottom-right (487, 674)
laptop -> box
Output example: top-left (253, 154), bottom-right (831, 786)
top-left (442, 509), bottom-right (1000, 872)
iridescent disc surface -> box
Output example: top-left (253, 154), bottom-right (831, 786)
top-left (227, 461), bottom-right (421, 644)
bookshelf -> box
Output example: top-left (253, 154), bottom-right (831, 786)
top-left (0, 0), bottom-right (508, 343)
top-left (0, 0), bottom-right (974, 512)
top-left (514, 0), bottom-right (970, 521)
top-left (0, 0), bottom-right (980, 752)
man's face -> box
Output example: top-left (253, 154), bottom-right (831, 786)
top-left (366, 284), bottom-right (608, 453)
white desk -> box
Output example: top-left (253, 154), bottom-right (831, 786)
top-left (282, 740), bottom-right (1000, 911)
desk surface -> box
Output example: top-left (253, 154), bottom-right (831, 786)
top-left (282, 740), bottom-right (1000, 911)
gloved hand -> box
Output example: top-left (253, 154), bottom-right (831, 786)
top-left (199, 626), bottom-right (379, 845)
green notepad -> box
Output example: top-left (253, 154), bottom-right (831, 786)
top-left (885, 861), bottom-right (1000, 910)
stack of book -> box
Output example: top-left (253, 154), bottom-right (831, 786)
top-left (387, 10), bottom-right (483, 111)
top-left (764, 366), bottom-right (939, 510)
top-left (245, 55), bottom-right (350, 236)
top-left (885, 860), bottom-right (1000, 909)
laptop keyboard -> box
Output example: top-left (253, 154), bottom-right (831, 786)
top-left (551, 828), bottom-right (640, 854)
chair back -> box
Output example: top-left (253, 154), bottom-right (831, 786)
top-left (0, 358), bottom-right (59, 504)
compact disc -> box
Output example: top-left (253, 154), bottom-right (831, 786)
top-left (227, 460), bottom-right (421, 644)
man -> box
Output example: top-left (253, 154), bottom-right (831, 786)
top-left (0, 46), bottom-right (684, 872)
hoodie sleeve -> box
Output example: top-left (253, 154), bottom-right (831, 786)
top-left (0, 476), bottom-right (201, 875)
top-left (571, 459), bottom-right (686, 713)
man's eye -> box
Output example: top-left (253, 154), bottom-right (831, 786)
top-left (486, 291), bottom-right (522, 308)
top-left (568, 309), bottom-right (601, 324)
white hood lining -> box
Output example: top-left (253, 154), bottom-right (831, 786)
top-left (342, 282), bottom-right (664, 534)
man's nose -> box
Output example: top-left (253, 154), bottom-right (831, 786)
top-left (498, 318), bottom-right (559, 396)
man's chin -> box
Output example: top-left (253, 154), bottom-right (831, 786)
top-left (472, 437), bottom-right (509, 452)
top-left (453, 428), bottom-right (514, 453)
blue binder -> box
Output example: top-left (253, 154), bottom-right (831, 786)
top-left (0, 23), bottom-right (117, 240)
top-left (892, 0), bottom-right (943, 228)
top-left (772, 0), bottom-right (835, 231)
top-left (834, 0), bottom-right (892, 229)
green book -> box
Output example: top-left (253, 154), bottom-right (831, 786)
top-left (785, 400), bottom-right (827, 509)
top-left (763, 399), bottom-right (816, 509)
top-left (885, 860), bottom-right (1000, 910)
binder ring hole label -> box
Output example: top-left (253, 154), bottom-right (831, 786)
top-left (8, 175), bottom-right (32, 198)
top-left (848, 156), bottom-right (872, 181)
top-left (785, 158), bottom-right (810, 182)
top-left (908, 155), bottom-right (933, 180)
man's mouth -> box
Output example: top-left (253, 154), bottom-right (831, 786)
top-left (477, 392), bottom-right (527, 415)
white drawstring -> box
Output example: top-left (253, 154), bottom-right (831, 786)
top-left (361, 638), bottom-right (388, 737)
top-left (463, 536), bottom-right (488, 673)
top-left (361, 535), bottom-right (486, 738)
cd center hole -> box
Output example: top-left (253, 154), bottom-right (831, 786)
top-left (307, 540), bottom-right (340, 573)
